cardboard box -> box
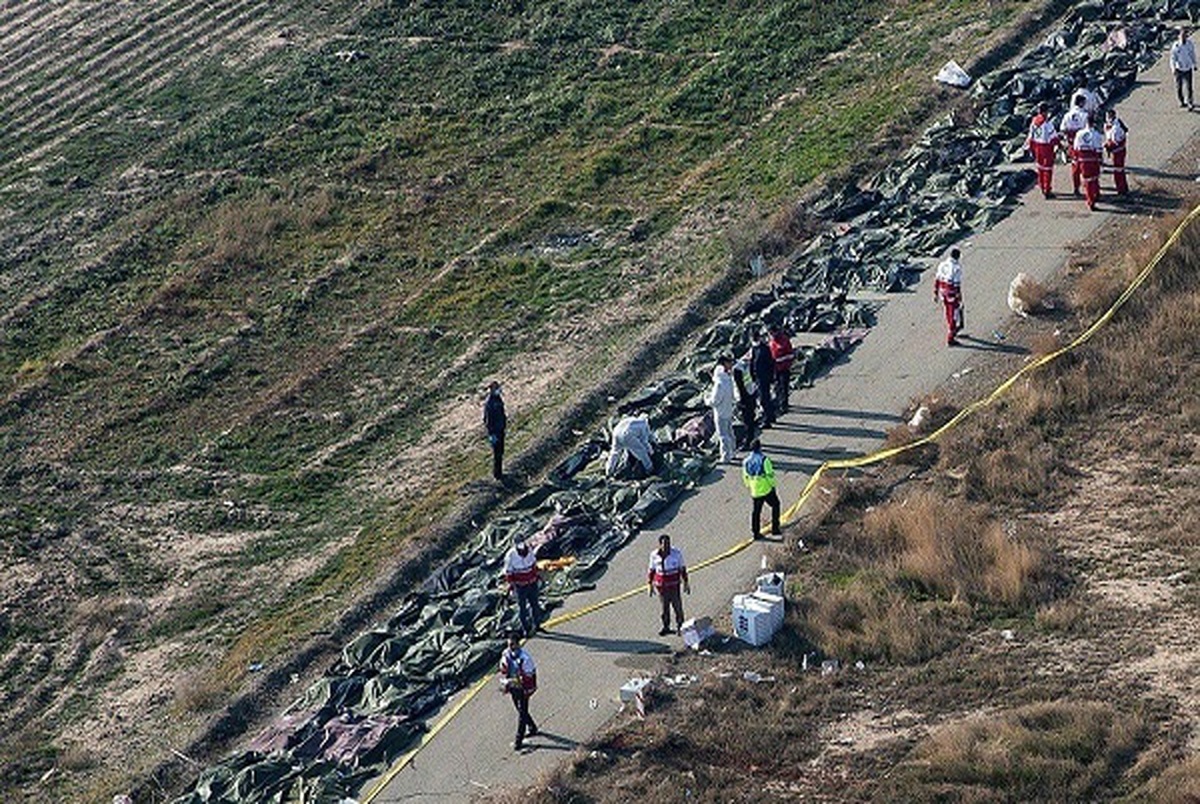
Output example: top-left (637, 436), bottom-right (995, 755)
top-left (619, 676), bottom-right (651, 702)
top-left (680, 616), bottom-right (715, 649)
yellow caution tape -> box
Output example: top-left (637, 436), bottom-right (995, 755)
top-left (362, 537), bottom-right (755, 801)
top-left (363, 203), bottom-right (1200, 801)
top-left (781, 203), bottom-right (1200, 525)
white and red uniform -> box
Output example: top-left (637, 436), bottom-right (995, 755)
top-left (933, 255), bottom-right (963, 345)
top-left (1070, 87), bottom-right (1100, 116)
top-left (648, 545), bottom-right (689, 634)
top-left (1026, 113), bottom-right (1060, 197)
top-left (1059, 106), bottom-right (1091, 191)
top-left (1074, 126), bottom-right (1105, 210)
top-left (504, 544), bottom-right (538, 589)
top-left (1104, 116), bottom-right (1129, 195)
top-left (648, 547), bottom-right (687, 593)
top-left (499, 645), bottom-right (537, 694)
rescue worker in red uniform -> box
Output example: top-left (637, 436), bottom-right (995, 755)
top-left (498, 633), bottom-right (539, 750)
top-left (933, 248), bottom-right (964, 346)
top-left (1104, 108), bottom-right (1129, 196)
top-left (504, 537), bottom-right (541, 636)
top-left (1074, 115), bottom-right (1105, 211)
top-left (648, 533), bottom-right (689, 636)
top-left (767, 325), bottom-right (795, 415)
top-left (1059, 95), bottom-right (1091, 194)
top-left (1027, 103), bottom-right (1060, 198)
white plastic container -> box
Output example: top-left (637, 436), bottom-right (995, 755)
top-left (732, 595), bottom-right (777, 646)
top-left (755, 572), bottom-right (786, 598)
top-left (749, 590), bottom-right (785, 630)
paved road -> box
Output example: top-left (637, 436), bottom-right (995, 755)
top-left (366, 47), bottom-right (1197, 804)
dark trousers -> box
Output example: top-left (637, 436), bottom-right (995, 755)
top-left (1176, 69), bottom-right (1194, 107)
top-left (509, 689), bottom-right (537, 745)
top-left (738, 399), bottom-right (756, 449)
top-left (757, 382), bottom-right (775, 425)
top-left (774, 370), bottom-right (791, 414)
top-left (752, 489), bottom-right (782, 538)
top-left (514, 583), bottom-right (541, 635)
top-left (490, 432), bottom-right (505, 479)
top-left (658, 585), bottom-right (684, 632)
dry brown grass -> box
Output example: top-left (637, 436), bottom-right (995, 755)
top-left (799, 574), bottom-right (968, 662)
top-left (172, 672), bottom-right (231, 715)
top-left (892, 701), bottom-right (1146, 802)
top-left (795, 491), bottom-right (1048, 662)
top-left (1138, 754), bottom-right (1200, 804)
top-left (864, 491), bottom-right (1044, 608)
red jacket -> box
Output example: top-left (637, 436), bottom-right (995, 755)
top-left (769, 333), bottom-right (795, 373)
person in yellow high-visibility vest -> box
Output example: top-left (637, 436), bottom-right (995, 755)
top-left (742, 439), bottom-right (781, 539)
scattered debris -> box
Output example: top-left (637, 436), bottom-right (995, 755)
top-left (935, 59), bottom-right (972, 88)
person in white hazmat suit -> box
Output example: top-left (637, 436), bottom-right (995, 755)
top-left (605, 415), bottom-right (654, 477)
top-left (707, 354), bottom-right (737, 463)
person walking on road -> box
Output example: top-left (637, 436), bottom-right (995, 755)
top-left (605, 415), bottom-right (654, 478)
top-left (483, 381), bottom-right (507, 481)
top-left (1027, 102), bottom-right (1060, 198)
top-left (707, 354), bottom-right (737, 463)
top-left (1104, 107), bottom-right (1130, 196)
top-left (648, 533), bottom-right (689, 636)
top-left (933, 248), bottom-right (964, 346)
top-left (1074, 114), bottom-right (1105, 211)
top-left (769, 325), bottom-right (796, 415)
top-left (749, 330), bottom-right (776, 428)
top-left (1059, 94), bottom-right (1091, 191)
top-left (498, 633), bottom-right (539, 750)
top-left (1171, 27), bottom-right (1196, 110)
top-left (742, 439), bottom-right (781, 539)
top-left (504, 537), bottom-right (541, 636)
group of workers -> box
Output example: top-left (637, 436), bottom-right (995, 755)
top-left (497, 415), bottom-right (783, 750)
top-left (708, 326), bottom-right (795, 463)
top-left (1026, 87), bottom-right (1128, 210)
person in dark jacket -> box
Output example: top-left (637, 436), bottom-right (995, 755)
top-left (483, 381), bottom-right (507, 480)
top-left (749, 331), bottom-right (776, 428)
top-left (732, 356), bottom-right (757, 450)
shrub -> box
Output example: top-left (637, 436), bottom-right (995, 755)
top-left (891, 701), bottom-right (1146, 803)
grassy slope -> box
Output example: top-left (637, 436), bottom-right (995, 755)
top-left (0, 1), bottom-right (1036, 800)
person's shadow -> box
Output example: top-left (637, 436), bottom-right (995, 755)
top-left (520, 730), bottom-right (578, 752)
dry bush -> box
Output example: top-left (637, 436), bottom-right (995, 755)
top-left (863, 491), bottom-right (1045, 608)
top-left (1034, 597), bottom-right (1090, 635)
top-left (1138, 754), bottom-right (1200, 804)
top-left (892, 701), bottom-right (1146, 802)
top-left (1026, 329), bottom-right (1066, 358)
top-left (173, 672), bottom-right (229, 715)
top-left (798, 574), bottom-right (967, 663)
